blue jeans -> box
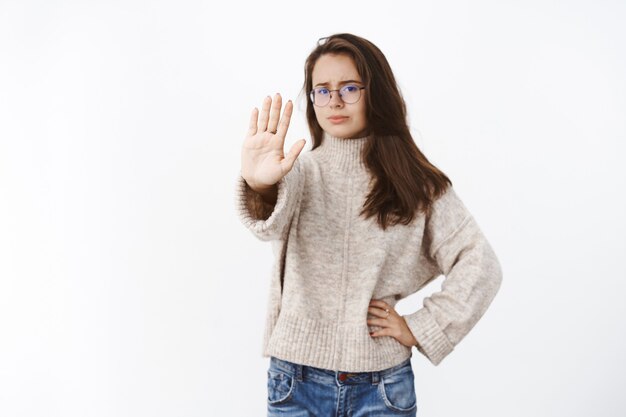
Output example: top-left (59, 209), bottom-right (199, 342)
top-left (267, 356), bottom-right (418, 416)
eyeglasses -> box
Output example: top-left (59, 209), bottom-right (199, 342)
top-left (309, 84), bottom-right (366, 107)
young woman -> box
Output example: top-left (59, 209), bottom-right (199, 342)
top-left (236, 33), bottom-right (502, 416)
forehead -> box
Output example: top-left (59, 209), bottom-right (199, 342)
top-left (312, 54), bottom-right (361, 85)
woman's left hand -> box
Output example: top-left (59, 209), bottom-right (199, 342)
top-left (367, 299), bottom-right (418, 348)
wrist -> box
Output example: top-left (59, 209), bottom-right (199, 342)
top-left (245, 180), bottom-right (277, 205)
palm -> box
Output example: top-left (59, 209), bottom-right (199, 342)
top-left (242, 132), bottom-right (289, 187)
top-left (241, 94), bottom-right (306, 189)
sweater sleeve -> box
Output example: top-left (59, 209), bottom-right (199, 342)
top-left (402, 186), bottom-right (503, 366)
top-left (234, 158), bottom-right (305, 241)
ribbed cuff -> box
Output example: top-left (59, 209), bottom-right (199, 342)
top-left (403, 308), bottom-right (454, 366)
top-left (235, 173), bottom-right (291, 240)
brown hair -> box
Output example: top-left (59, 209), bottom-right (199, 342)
top-left (301, 33), bottom-right (452, 230)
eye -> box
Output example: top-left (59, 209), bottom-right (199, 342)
top-left (316, 87), bottom-right (330, 95)
top-left (343, 85), bottom-right (358, 92)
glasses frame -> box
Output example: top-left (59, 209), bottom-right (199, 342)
top-left (309, 84), bottom-right (366, 107)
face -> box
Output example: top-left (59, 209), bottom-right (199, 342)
top-left (311, 53), bottom-right (369, 139)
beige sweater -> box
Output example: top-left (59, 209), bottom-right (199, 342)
top-left (235, 131), bottom-right (502, 372)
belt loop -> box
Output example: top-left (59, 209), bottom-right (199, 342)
top-left (295, 363), bottom-right (303, 381)
top-left (371, 370), bottom-right (380, 385)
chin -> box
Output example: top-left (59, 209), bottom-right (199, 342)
top-left (325, 125), bottom-right (364, 139)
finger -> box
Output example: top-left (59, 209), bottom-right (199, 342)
top-left (366, 317), bottom-right (389, 327)
top-left (369, 299), bottom-right (387, 308)
top-left (369, 328), bottom-right (392, 337)
top-left (368, 306), bottom-right (390, 318)
top-left (275, 100), bottom-right (293, 139)
top-left (369, 300), bottom-right (389, 312)
top-left (267, 93), bottom-right (282, 134)
top-left (258, 96), bottom-right (272, 132)
top-left (281, 139), bottom-right (306, 172)
top-left (247, 107), bottom-right (258, 136)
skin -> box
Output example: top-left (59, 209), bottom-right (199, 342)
top-left (368, 299), bottom-right (419, 348)
top-left (241, 55), bottom-right (419, 349)
top-left (241, 94), bottom-right (305, 204)
top-left (311, 53), bottom-right (370, 139)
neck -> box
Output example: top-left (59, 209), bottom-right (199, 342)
top-left (315, 131), bottom-right (371, 173)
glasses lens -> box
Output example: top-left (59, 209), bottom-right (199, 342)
top-left (312, 87), bottom-right (330, 106)
top-left (340, 85), bottom-right (361, 104)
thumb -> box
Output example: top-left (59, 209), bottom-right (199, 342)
top-left (282, 139), bottom-right (306, 172)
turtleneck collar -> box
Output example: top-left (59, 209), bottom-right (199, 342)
top-left (314, 131), bottom-right (372, 174)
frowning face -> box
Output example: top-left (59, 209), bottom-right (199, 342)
top-left (311, 53), bottom-right (369, 139)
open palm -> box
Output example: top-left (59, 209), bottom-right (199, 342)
top-left (241, 93), bottom-right (306, 190)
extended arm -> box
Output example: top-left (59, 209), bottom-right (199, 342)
top-left (234, 159), bottom-right (304, 241)
top-left (235, 94), bottom-right (307, 241)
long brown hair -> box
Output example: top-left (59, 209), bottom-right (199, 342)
top-left (301, 33), bottom-right (452, 230)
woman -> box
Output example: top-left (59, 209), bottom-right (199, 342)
top-left (236, 33), bottom-right (502, 416)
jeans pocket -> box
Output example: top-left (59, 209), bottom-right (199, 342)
top-left (267, 368), bottom-right (295, 405)
top-left (378, 367), bottom-right (418, 413)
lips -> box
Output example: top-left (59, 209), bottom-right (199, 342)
top-left (328, 116), bottom-right (348, 121)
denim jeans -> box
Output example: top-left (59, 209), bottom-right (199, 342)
top-left (267, 356), bottom-right (418, 416)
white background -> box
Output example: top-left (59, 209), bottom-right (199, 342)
top-left (1, 0), bottom-right (625, 416)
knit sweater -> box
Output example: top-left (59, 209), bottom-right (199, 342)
top-left (234, 131), bottom-right (502, 372)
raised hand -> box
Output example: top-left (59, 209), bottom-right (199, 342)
top-left (241, 93), bottom-right (306, 192)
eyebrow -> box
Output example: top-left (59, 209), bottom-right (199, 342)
top-left (313, 79), bottom-right (362, 87)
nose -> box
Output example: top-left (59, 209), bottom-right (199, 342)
top-left (328, 90), bottom-right (344, 108)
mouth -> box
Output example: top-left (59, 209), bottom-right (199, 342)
top-left (328, 116), bottom-right (349, 123)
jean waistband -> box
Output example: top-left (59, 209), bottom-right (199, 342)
top-left (269, 356), bottom-right (413, 385)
